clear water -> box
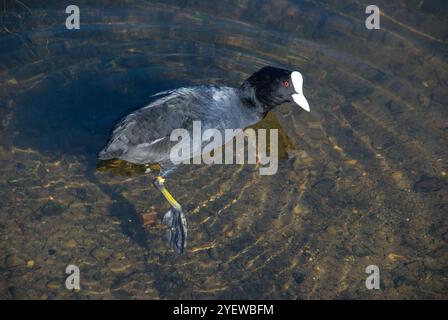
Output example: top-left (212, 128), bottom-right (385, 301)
top-left (0, 0), bottom-right (447, 299)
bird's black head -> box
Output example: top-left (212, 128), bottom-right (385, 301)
top-left (239, 66), bottom-right (310, 115)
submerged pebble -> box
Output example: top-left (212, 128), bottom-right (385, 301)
top-left (35, 201), bottom-right (66, 219)
top-left (91, 247), bottom-right (114, 260)
top-left (312, 178), bottom-right (336, 197)
top-left (47, 281), bottom-right (61, 290)
top-left (108, 261), bottom-right (131, 273)
top-left (5, 255), bottom-right (24, 268)
top-left (65, 239), bottom-right (77, 249)
top-left (325, 226), bottom-right (338, 237)
top-left (414, 176), bottom-right (446, 193)
top-left (111, 289), bottom-right (133, 299)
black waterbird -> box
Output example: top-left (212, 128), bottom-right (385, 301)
top-left (99, 66), bottom-right (310, 253)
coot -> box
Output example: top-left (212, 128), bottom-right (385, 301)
top-left (99, 66), bottom-right (310, 253)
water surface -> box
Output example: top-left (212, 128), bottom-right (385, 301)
top-left (0, 0), bottom-right (447, 299)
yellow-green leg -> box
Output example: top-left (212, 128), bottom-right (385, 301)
top-left (152, 176), bottom-right (182, 211)
top-left (152, 176), bottom-right (186, 253)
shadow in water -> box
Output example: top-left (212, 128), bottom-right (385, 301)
top-left (10, 67), bottom-right (186, 249)
top-left (11, 67), bottom-right (186, 161)
top-left (85, 163), bottom-right (151, 249)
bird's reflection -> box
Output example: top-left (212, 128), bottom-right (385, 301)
top-left (96, 111), bottom-right (295, 176)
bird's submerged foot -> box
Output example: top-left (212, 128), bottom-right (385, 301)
top-left (163, 207), bottom-right (187, 254)
top-left (153, 176), bottom-right (187, 254)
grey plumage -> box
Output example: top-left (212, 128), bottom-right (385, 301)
top-left (99, 85), bottom-right (264, 173)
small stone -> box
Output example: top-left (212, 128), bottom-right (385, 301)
top-left (292, 272), bottom-right (305, 285)
top-left (36, 201), bottom-right (66, 219)
top-left (312, 178), bottom-right (335, 197)
top-left (414, 176), bottom-right (446, 193)
top-left (47, 281), bottom-right (61, 290)
top-left (112, 290), bottom-right (132, 299)
top-left (392, 172), bottom-right (403, 179)
top-left (352, 245), bottom-right (370, 257)
top-left (91, 247), bottom-right (113, 260)
top-left (112, 252), bottom-right (126, 260)
top-left (108, 261), bottom-right (130, 273)
top-left (254, 219), bottom-right (269, 233)
top-left (225, 230), bottom-right (234, 238)
top-left (141, 207), bottom-right (158, 226)
top-left (387, 253), bottom-right (404, 261)
top-left (5, 255), bottom-right (24, 268)
top-left (326, 226), bottom-right (338, 237)
top-left (345, 159), bottom-right (357, 166)
top-left (26, 260), bottom-right (35, 268)
top-left (74, 188), bottom-right (87, 200)
top-left (66, 239), bottom-right (77, 249)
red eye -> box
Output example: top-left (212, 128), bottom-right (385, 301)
top-left (283, 80), bottom-right (289, 88)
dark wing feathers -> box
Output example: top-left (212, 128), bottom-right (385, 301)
top-left (98, 88), bottom-right (207, 164)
